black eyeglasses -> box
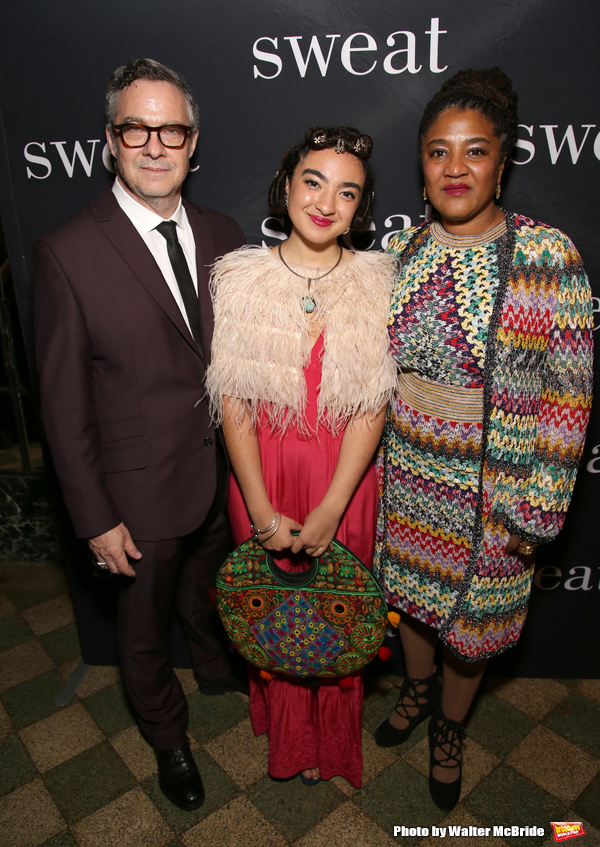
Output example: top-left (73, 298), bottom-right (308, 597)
top-left (112, 122), bottom-right (193, 149)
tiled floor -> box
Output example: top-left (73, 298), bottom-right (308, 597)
top-left (1, 560), bottom-right (599, 847)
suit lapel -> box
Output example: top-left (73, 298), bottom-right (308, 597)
top-left (94, 189), bottom-right (200, 357)
top-left (185, 200), bottom-right (216, 363)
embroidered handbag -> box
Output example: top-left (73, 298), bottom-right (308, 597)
top-left (216, 535), bottom-right (387, 677)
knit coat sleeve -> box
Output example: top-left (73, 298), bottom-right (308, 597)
top-left (488, 221), bottom-right (594, 542)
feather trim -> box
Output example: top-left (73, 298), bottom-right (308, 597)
top-left (206, 245), bottom-right (397, 433)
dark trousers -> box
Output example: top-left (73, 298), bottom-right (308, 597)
top-left (117, 480), bottom-right (233, 750)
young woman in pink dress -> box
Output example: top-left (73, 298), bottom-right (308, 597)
top-left (206, 126), bottom-right (396, 787)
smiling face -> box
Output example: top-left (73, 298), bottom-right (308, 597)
top-left (106, 79), bottom-right (198, 218)
top-left (422, 108), bottom-right (506, 235)
top-left (285, 148), bottom-right (365, 248)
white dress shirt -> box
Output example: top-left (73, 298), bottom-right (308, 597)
top-left (112, 178), bottom-right (199, 334)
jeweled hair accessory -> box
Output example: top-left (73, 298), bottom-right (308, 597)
top-left (335, 138), bottom-right (345, 153)
top-left (312, 133), bottom-right (327, 146)
top-left (353, 137), bottom-right (368, 153)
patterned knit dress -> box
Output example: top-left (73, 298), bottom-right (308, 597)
top-left (374, 214), bottom-right (593, 660)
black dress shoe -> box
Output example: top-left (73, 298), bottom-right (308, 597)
top-left (155, 741), bottom-right (205, 811)
top-left (195, 672), bottom-right (250, 696)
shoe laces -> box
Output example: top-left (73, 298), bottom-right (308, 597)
top-left (394, 676), bottom-right (433, 721)
top-left (431, 714), bottom-right (465, 770)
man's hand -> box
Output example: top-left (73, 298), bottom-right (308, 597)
top-left (88, 522), bottom-right (142, 576)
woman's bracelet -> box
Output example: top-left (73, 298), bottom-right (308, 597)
top-left (259, 513), bottom-right (282, 543)
top-left (251, 512), bottom-right (279, 538)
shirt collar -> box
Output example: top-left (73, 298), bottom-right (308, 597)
top-left (112, 177), bottom-right (184, 233)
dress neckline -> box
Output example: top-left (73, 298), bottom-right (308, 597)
top-left (430, 217), bottom-right (507, 248)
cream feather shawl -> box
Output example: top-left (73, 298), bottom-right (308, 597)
top-left (206, 246), bottom-right (397, 433)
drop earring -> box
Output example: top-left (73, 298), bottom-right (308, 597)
top-left (423, 187), bottom-right (428, 201)
top-left (495, 183), bottom-right (501, 200)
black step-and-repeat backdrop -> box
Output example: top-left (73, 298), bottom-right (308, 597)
top-left (0, 0), bottom-right (598, 676)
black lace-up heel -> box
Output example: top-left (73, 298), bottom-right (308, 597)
top-left (374, 671), bottom-right (442, 747)
top-left (428, 707), bottom-right (466, 812)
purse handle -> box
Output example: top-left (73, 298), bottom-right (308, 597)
top-left (265, 531), bottom-right (320, 587)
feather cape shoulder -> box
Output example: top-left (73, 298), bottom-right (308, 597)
top-left (206, 245), bottom-right (397, 432)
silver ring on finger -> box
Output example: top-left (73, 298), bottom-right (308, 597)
top-left (96, 561), bottom-right (109, 570)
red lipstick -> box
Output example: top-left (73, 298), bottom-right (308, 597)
top-left (309, 215), bottom-right (333, 227)
top-left (442, 183), bottom-right (470, 195)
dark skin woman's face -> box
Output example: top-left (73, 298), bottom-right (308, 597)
top-left (422, 108), bottom-right (506, 235)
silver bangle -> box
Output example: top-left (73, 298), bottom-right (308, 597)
top-left (259, 513), bottom-right (282, 542)
top-left (251, 512), bottom-right (279, 537)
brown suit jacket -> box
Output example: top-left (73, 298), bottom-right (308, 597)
top-left (33, 187), bottom-right (243, 541)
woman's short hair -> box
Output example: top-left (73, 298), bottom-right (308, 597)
top-left (418, 67), bottom-right (518, 158)
top-left (268, 126), bottom-right (375, 232)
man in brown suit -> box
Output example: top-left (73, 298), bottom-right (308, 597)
top-left (33, 58), bottom-right (244, 811)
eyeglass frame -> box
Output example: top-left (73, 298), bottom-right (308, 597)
top-left (111, 122), bottom-right (194, 149)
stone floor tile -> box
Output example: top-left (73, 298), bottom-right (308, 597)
top-left (68, 664), bottom-right (121, 698)
top-left (0, 700), bottom-right (13, 741)
top-left (362, 680), bottom-right (405, 736)
top-left (486, 676), bottom-right (569, 720)
top-left (464, 763), bottom-right (569, 843)
top-left (0, 613), bottom-right (34, 651)
top-left (294, 800), bottom-right (397, 846)
top-left (420, 808), bottom-right (510, 847)
top-left (182, 795), bottom-right (288, 847)
top-left (0, 778), bottom-right (66, 847)
top-left (110, 725), bottom-right (157, 781)
top-left (246, 771), bottom-right (344, 843)
top-left (20, 702), bottom-right (104, 772)
top-left (72, 786), bottom-right (173, 847)
top-left (82, 682), bottom-right (135, 736)
top-left (142, 747), bottom-right (238, 835)
top-left (1, 669), bottom-right (66, 729)
top-left (467, 690), bottom-right (537, 757)
top-left (404, 734), bottom-right (499, 801)
top-left (43, 741), bottom-right (137, 823)
top-left (544, 691), bottom-right (600, 758)
top-left (174, 668), bottom-right (198, 696)
top-left (577, 680), bottom-right (600, 707)
top-left (0, 590), bottom-right (17, 619)
top-left (0, 640), bottom-right (54, 692)
top-left (22, 596), bottom-right (75, 637)
top-left (203, 717), bottom-right (269, 789)
top-left (507, 725), bottom-right (600, 803)
top-left (361, 727), bottom-right (399, 786)
top-left (39, 833), bottom-right (78, 847)
top-left (573, 771), bottom-right (600, 831)
top-left (0, 735), bottom-right (38, 796)
top-left (353, 758), bottom-right (444, 844)
top-left (39, 624), bottom-right (82, 666)
top-left (186, 688), bottom-right (249, 743)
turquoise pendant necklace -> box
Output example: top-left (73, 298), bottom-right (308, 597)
top-left (277, 243), bottom-right (343, 313)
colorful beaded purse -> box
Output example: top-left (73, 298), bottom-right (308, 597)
top-left (216, 536), bottom-right (387, 678)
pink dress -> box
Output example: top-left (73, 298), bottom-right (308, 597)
top-left (227, 334), bottom-right (378, 788)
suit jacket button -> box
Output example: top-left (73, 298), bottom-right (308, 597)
top-left (204, 437), bottom-right (213, 447)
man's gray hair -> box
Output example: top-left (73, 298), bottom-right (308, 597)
top-left (105, 57), bottom-right (199, 130)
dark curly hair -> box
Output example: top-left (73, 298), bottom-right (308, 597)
top-left (268, 126), bottom-right (375, 232)
top-left (418, 67), bottom-right (518, 158)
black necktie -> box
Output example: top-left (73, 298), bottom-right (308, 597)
top-left (155, 220), bottom-right (203, 357)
